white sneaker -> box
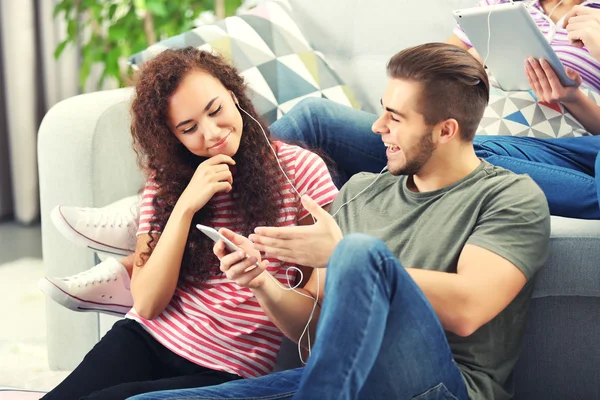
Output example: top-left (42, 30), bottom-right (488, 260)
top-left (38, 257), bottom-right (133, 316)
top-left (51, 195), bottom-right (141, 256)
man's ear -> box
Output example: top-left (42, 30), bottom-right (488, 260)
top-left (437, 118), bottom-right (460, 143)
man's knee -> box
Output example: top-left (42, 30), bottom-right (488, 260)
top-left (270, 98), bottom-right (331, 142)
top-left (283, 97), bottom-right (332, 126)
top-left (294, 97), bottom-right (330, 114)
top-left (332, 234), bottom-right (391, 269)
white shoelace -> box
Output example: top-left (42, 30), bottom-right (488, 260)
top-left (67, 263), bottom-right (118, 287)
top-left (81, 207), bottom-right (135, 229)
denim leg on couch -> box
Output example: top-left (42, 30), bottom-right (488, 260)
top-left (269, 98), bottom-right (386, 187)
top-left (128, 234), bottom-right (467, 400)
top-left (474, 135), bottom-right (600, 219)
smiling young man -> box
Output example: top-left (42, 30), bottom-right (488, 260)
top-left (127, 43), bottom-right (551, 400)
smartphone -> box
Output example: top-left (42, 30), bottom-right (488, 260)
top-left (196, 224), bottom-right (241, 253)
top-left (197, 224), bottom-right (258, 272)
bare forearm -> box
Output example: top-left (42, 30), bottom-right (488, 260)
top-left (405, 268), bottom-right (475, 336)
top-left (131, 202), bottom-right (195, 319)
top-left (562, 91), bottom-right (600, 135)
top-left (251, 276), bottom-right (320, 348)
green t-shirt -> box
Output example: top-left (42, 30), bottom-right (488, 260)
top-left (328, 160), bottom-right (550, 400)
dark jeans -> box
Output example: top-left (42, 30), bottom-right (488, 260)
top-left (41, 319), bottom-right (240, 400)
top-left (270, 98), bottom-right (600, 219)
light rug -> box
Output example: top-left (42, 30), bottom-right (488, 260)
top-left (0, 258), bottom-right (70, 392)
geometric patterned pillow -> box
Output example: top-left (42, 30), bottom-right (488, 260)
top-left (477, 79), bottom-right (600, 138)
top-left (129, 1), bottom-right (360, 125)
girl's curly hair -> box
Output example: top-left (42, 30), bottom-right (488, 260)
top-left (131, 47), bottom-right (283, 282)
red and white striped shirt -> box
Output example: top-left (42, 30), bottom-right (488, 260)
top-left (127, 142), bottom-right (338, 378)
top-left (454, 0), bottom-right (600, 92)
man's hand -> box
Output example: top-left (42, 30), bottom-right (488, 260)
top-left (250, 196), bottom-right (343, 268)
top-left (564, 5), bottom-right (600, 61)
top-left (214, 228), bottom-right (268, 289)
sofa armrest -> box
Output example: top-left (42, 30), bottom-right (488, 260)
top-left (38, 88), bottom-right (145, 370)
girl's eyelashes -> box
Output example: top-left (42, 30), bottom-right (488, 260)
top-left (182, 124), bottom-right (197, 134)
top-left (209, 105), bottom-right (223, 117)
top-left (180, 105), bottom-right (222, 134)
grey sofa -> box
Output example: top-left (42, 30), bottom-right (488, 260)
top-left (38, 0), bottom-right (600, 398)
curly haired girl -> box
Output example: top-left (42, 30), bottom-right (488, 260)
top-left (42, 47), bottom-right (338, 400)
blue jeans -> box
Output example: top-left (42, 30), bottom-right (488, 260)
top-left (271, 98), bottom-right (600, 219)
top-left (129, 234), bottom-right (468, 400)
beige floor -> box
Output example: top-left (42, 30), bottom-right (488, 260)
top-left (0, 258), bottom-right (70, 391)
top-left (0, 222), bottom-right (42, 265)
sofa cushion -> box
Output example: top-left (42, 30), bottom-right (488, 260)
top-left (532, 216), bottom-right (600, 299)
top-left (129, 1), bottom-right (360, 125)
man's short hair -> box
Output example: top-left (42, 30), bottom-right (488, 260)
top-left (387, 43), bottom-right (489, 142)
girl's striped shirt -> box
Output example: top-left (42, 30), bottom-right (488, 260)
top-left (127, 141), bottom-right (338, 378)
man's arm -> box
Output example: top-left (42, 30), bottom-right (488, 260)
top-left (406, 244), bottom-right (527, 337)
top-left (413, 176), bottom-right (550, 337)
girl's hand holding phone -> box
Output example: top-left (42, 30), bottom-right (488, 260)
top-left (213, 228), bottom-right (268, 289)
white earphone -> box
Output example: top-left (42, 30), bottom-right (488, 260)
top-left (234, 95), bottom-right (388, 363)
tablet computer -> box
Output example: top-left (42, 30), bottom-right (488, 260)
top-left (453, 2), bottom-right (576, 91)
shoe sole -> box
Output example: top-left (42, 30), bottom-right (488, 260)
top-left (50, 206), bottom-right (133, 257)
top-left (38, 277), bottom-right (131, 317)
